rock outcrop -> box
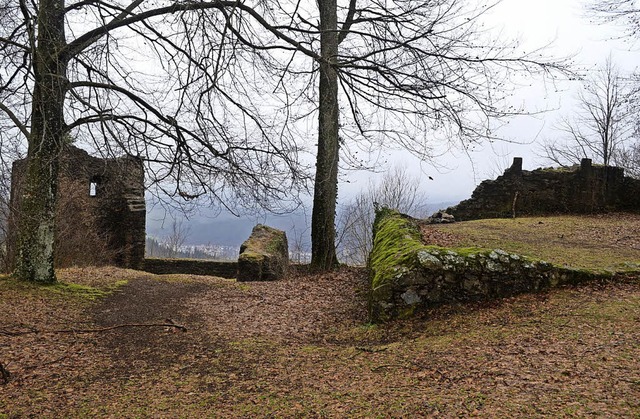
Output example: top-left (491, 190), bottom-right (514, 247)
top-left (427, 211), bottom-right (455, 224)
top-left (237, 224), bottom-right (289, 282)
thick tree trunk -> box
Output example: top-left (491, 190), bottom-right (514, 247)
top-left (14, 0), bottom-right (67, 283)
top-left (310, 0), bottom-right (340, 271)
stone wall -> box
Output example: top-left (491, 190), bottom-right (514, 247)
top-left (447, 158), bottom-right (640, 221)
top-left (143, 258), bottom-right (238, 278)
top-left (7, 146), bottom-right (146, 270)
top-left (368, 209), bottom-right (612, 322)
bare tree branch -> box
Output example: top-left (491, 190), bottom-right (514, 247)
top-left (337, 165), bottom-right (428, 265)
top-left (1, 0), bottom-right (574, 279)
top-left (0, 102), bottom-right (29, 138)
top-left (585, 0), bottom-right (640, 41)
top-left (542, 57), bottom-right (635, 167)
top-left (1, 321), bottom-right (188, 335)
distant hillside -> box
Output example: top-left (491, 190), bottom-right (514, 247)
top-left (146, 201), bottom-right (461, 248)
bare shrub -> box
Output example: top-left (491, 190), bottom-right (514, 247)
top-left (613, 142), bottom-right (640, 179)
top-left (337, 166), bottom-right (428, 266)
top-left (163, 218), bottom-right (191, 258)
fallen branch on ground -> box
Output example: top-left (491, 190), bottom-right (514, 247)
top-left (355, 346), bottom-right (388, 353)
top-left (371, 363), bottom-right (409, 372)
top-left (348, 346), bottom-right (389, 359)
top-left (0, 321), bottom-right (187, 336)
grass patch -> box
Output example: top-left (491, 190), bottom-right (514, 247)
top-left (572, 296), bottom-right (640, 322)
top-left (49, 280), bottom-right (128, 300)
top-left (0, 267), bottom-right (134, 304)
top-left (0, 276), bottom-right (128, 301)
top-left (153, 273), bottom-right (235, 285)
top-left (438, 215), bottom-right (640, 271)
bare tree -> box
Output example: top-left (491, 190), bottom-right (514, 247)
top-left (0, 171), bottom-right (9, 273)
top-left (1, 0), bottom-right (571, 281)
top-left (336, 193), bottom-right (372, 266)
top-left (307, 0), bottom-right (572, 270)
top-left (164, 218), bottom-right (191, 258)
top-left (0, 164), bottom-right (9, 272)
top-left (1, 0), bottom-right (310, 282)
top-left (289, 222), bottom-right (311, 264)
top-left (584, 2), bottom-right (640, 178)
top-left (0, 135), bottom-right (23, 273)
top-left (614, 141), bottom-right (640, 178)
top-left (585, 1), bottom-right (640, 40)
top-left (542, 58), bottom-right (635, 167)
top-left (337, 166), bottom-right (428, 265)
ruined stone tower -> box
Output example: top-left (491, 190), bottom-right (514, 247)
top-left (7, 146), bottom-right (146, 270)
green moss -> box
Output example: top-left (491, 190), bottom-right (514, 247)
top-left (236, 283), bottom-right (251, 292)
top-left (265, 237), bottom-right (284, 254)
top-left (46, 279), bottom-right (128, 300)
top-left (0, 276), bottom-right (128, 302)
top-left (398, 305), bottom-right (417, 319)
top-left (369, 210), bottom-right (426, 290)
top-left (431, 245), bottom-right (487, 256)
top-left (242, 225), bottom-right (287, 256)
top-left (369, 210), bottom-right (545, 293)
top-left (239, 250), bottom-right (265, 262)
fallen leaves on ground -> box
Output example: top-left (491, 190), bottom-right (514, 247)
top-left (1, 263), bottom-right (639, 417)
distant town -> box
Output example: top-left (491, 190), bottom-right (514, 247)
top-left (145, 236), bottom-right (312, 263)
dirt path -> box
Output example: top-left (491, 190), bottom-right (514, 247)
top-left (91, 268), bottom-right (369, 373)
top-left (91, 278), bottom-right (215, 371)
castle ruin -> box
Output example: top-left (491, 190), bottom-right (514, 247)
top-left (7, 146), bottom-right (146, 270)
top-left (447, 157), bottom-right (640, 220)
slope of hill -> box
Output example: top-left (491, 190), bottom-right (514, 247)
top-left (1, 214), bottom-right (639, 416)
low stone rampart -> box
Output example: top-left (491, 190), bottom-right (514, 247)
top-left (369, 209), bottom-right (612, 322)
top-left (143, 258), bottom-right (238, 278)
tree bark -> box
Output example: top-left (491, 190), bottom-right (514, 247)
top-left (14, 0), bottom-right (68, 283)
top-left (310, 0), bottom-right (340, 271)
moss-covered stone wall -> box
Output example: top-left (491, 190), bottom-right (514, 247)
top-left (237, 224), bottom-right (289, 281)
top-left (369, 209), bottom-right (609, 322)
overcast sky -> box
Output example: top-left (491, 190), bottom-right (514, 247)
top-left (339, 0), bottom-right (638, 204)
top-left (151, 0), bottom-right (638, 243)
